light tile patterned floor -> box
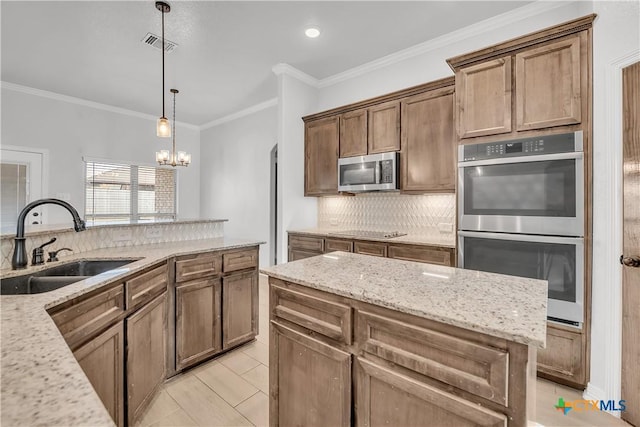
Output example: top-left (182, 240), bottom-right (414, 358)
top-left (139, 275), bottom-right (630, 427)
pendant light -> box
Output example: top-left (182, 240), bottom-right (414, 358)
top-left (156, 89), bottom-right (191, 167)
top-left (156, 1), bottom-right (171, 138)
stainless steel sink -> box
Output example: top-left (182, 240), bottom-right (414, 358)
top-left (1, 259), bottom-right (139, 295)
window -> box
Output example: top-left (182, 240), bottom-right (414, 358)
top-left (85, 161), bottom-right (176, 224)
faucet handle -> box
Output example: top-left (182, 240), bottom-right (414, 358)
top-left (31, 247), bottom-right (45, 266)
top-left (47, 248), bottom-right (73, 262)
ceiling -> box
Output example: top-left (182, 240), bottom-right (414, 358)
top-left (1, 1), bottom-right (533, 126)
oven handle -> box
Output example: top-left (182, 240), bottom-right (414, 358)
top-left (457, 230), bottom-right (584, 245)
top-left (458, 151), bottom-right (583, 167)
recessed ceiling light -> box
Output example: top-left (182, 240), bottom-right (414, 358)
top-left (305, 27), bottom-right (321, 38)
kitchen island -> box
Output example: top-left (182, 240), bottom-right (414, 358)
top-left (1, 237), bottom-right (263, 427)
top-left (261, 251), bottom-right (547, 427)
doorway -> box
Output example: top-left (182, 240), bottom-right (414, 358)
top-left (0, 147), bottom-right (46, 231)
top-left (270, 144), bottom-right (278, 266)
top-left (621, 60), bottom-right (639, 427)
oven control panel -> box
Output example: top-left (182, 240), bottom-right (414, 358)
top-left (460, 131), bottom-right (582, 161)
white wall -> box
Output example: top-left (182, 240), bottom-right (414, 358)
top-left (0, 88), bottom-right (201, 223)
top-left (200, 106), bottom-right (277, 268)
top-left (275, 71), bottom-right (319, 263)
top-left (587, 0), bottom-right (640, 405)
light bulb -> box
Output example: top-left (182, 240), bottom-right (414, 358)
top-left (157, 117), bottom-right (171, 137)
top-left (305, 27), bottom-right (320, 38)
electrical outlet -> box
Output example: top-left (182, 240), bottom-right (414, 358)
top-left (145, 226), bottom-right (162, 239)
top-left (438, 223), bottom-right (453, 233)
top-left (329, 218), bottom-right (339, 226)
top-left (112, 229), bottom-right (132, 242)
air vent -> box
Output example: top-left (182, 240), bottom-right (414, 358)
top-left (141, 32), bottom-right (178, 53)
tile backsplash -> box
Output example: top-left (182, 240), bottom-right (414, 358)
top-left (318, 193), bottom-right (456, 240)
top-left (0, 221), bottom-right (224, 270)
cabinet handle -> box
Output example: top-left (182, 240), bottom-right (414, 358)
top-left (620, 255), bottom-right (640, 268)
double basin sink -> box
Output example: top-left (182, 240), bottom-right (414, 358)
top-left (1, 259), bottom-right (139, 295)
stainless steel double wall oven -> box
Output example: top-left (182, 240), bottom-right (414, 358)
top-left (457, 131), bottom-right (585, 326)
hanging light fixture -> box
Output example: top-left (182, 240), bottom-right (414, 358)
top-left (156, 1), bottom-right (171, 137)
top-left (156, 89), bottom-right (191, 167)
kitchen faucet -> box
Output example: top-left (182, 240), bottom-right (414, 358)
top-left (12, 198), bottom-right (86, 270)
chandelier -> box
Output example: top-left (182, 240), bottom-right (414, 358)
top-left (156, 89), bottom-right (191, 167)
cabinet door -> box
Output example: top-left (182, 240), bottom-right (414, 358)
top-left (368, 100), bottom-right (400, 154)
top-left (401, 87), bottom-right (455, 192)
top-left (353, 241), bottom-right (387, 257)
top-left (305, 116), bottom-right (339, 196)
top-left (355, 358), bottom-right (507, 427)
top-left (74, 322), bottom-right (125, 427)
top-left (175, 278), bottom-right (222, 371)
top-left (340, 109), bottom-right (368, 158)
top-left (126, 292), bottom-right (167, 424)
top-left (537, 323), bottom-right (585, 387)
top-left (270, 322), bottom-right (351, 427)
top-left (456, 57), bottom-right (512, 138)
top-left (223, 271), bottom-right (258, 349)
top-left (515, 34), bottom-right (583, 131)
top-left (288, 248), bottom-right (322, 261)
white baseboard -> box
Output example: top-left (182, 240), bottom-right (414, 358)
top-left (584, 382), bottom-right (621, 418)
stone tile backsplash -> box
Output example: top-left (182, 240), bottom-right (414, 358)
top-left (318, 193), bottom-right (456, 240)
top-left (0, 221), bottom-right (224, 270)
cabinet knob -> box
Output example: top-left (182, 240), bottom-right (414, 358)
top-left (620, 255), bottom-right (640, 268)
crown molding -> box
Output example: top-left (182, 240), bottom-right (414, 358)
top-left (1, 81), bottom-right (200, 130)
top-left (200, 98), bottom-right (278, 130)
top-left (272, 63), bottom-right (319, 87)
top-left (317, 0), bottom-right (571, 88)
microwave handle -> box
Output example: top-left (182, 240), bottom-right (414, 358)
top-left (375, 162), bottom-right (381, 184)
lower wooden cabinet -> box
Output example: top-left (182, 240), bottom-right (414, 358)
top-left (353, 241), bottom-right (387, 257)
top-left (74, 321), bottom-right (125, 427)
top-left (270, 322), bottom-right (351, 427)
top-left (388, 244), bottom-right (454, 267)
top-left (126, 291), bottom-right (168, 423)
top-left (288, 248), bottom-right (322, 261)
top-left (537, 323), bottom-right (585, 387)
top-left (175, 278), bottom-right (222, 370)
top-left (223, 271), bottom-right (258, 349)
top-left (355, 357), bottom-right (507, 427)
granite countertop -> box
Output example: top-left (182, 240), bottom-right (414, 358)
top-left (261, 251), bottom-right (547, 347)
top-left (0, 218), bottom-right (228, 239)
top-left (1, 237), bottom-right (264, 427)
top-left (287, 227), bottom-right (456, 248)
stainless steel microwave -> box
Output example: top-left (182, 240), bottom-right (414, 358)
top-left (338, 152), bottom-right (399, 192)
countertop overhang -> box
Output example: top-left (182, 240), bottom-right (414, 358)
top-left (1, 237), bottom-right (264, 427)
top-left (261, 251), bottom-right (548, 348)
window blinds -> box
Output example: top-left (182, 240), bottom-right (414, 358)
top-left (85, 161), bottom-right (176, 224)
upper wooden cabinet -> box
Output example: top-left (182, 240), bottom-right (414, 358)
top-left (339, 109), bottom-right (367, 157)
top-left (368, 100), bottom-right (400, 154)
top-left (456, 58), bottom-right (512, 139)
top-left (401, 86), bottom-right (455, 193)
top-left (305, 116), bottom-right (339, 196)
top-left (447, 14), bottom-right (594, 142)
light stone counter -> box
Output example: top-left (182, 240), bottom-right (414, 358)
top-left (288, 227), bottom-right (456, 248)
top-left (261, 251), bottom-right (547, 347)
top-left (1, 237), bottom-right (264, 427)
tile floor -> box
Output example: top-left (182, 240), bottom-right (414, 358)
top-left (138, 275), bottom-right (630, 427)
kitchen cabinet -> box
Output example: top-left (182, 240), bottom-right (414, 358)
top-left (537, 323), bottom-right (586, 387)
top-left (222, 271), bottom-right (258, 349)
top-left (126, 291), bottom-right (168, 423)
top-left (447, 16), bottom-right (593, 143)
top-left (401, 85), bottom-right (456, 192)
top-left (305, 116), bottom-right (339, 196)
top-left (73, 322), bottom-right (125, 427)
top-left (175, 278), bottom-right (222, 370)
top-left (339, 109), bottom-right (367, 157)
top-left (288, 232), bottom-right (454, 267)
top-left (368, 100), bottom-right (401, 154)
top-left (268, 277), bottom-right (536, 427)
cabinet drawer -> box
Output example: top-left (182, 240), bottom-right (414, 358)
top-left (272, 283), bottom-right (352, 345)
top-left (175, 253), bottom-right (222, 283)
top-left (288, 249), bottom-right (321, 261)
top-left (223, 248), bottom-right (258, 273)
top-left (289, 234), bottom-right (324, 252)
top-left (51, 284), bottom-right (125, 349)
top-left (126, 264), bottom-right (168, 310)
top-left (388, 244), bottom-right (453, 266)
top-left (356, 310), bottom-right (508, 406)
top-left (354, 241), bottom-right (387, 257)
top-left (325, 238), bottom-right (353, 253)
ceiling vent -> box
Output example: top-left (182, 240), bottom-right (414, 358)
top-left (141, 32), bottom-right (178, 53)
